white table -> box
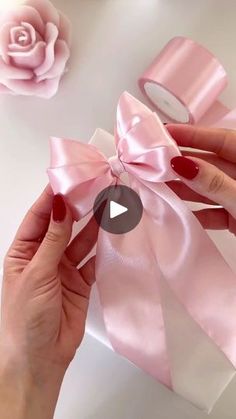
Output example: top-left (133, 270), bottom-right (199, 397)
top-left (1, 0), bottom-right (236, 417)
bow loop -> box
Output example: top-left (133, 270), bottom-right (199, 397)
top-left (48, 136), bottom-right (115, 220)
top-left (116, 91), bottom-right (152, 141)
top-left (116, 93), bottom-right (181, 182)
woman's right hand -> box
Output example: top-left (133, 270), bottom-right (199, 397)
top-left (167, 125), bottom-right (236, 234)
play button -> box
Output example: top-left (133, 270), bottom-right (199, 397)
top-left (93, 185), bottom-right (143, 234)
top-left (110, 201), bottom-right (128, 219)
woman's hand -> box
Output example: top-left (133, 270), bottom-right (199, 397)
top-left (0, 186), bottom-right (98, 419)
top-left (167, 125), bottom-right (236, 234)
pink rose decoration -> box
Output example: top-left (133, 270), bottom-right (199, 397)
top-left (0, 0), bottom-right (71, 98)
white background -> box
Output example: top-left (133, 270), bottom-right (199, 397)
top-left (1, 0), bottom-right (236, 418)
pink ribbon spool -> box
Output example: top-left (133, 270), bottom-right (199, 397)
top-left (139, 37), bottom-right (228, 124)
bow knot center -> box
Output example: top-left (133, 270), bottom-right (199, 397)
top-left (108, 155), bottom-right (125, 177)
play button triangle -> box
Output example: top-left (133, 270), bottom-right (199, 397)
top-left (110, 200), bottom-right (128, 219)
top-left (93, 185), bottom-right (143, 234)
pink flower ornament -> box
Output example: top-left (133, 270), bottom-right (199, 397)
top-left (0, 0), bottom-right (71, 98)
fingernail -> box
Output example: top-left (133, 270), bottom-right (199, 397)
top-left (171, 156), bottom-right (199, 180)
top-left (53, 194), bottom-right (66, 222)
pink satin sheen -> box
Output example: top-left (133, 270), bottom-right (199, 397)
top-left (139, 36), bottom-right (236, 127)
top-left (48, 92), bottom-right (236, 388)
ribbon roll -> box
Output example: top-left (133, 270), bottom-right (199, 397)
top-left (139, 36), bottom-right (236, 128)
top-left (48, 92), bottom-right (236, 410)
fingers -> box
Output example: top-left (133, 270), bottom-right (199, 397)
top-left (194, 208), bottom-right (236, 234)
top-left (171, 156), bottom-right (236, 218)
top-left (61, 256), bottom-right (96, 300)
top-left (182, 151), bottom-right (236, 180)
top-left (79, 256), bottom-right (96, 287)
top-left (6, 185), bottom-right (53, 262)
top-left (66, 216), bottom-right (99, 266)
top-left (166, 180), bottom-right (216, 204)
top-left (14, 184), bottom-right (53, 243)
top-left (167, 124), bottom-right (236, 162)
top-left (33, 195), bottom-right (73, 268)
top-left (194, 208), bottom-right (228, 229)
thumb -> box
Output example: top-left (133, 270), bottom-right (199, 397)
top-left (171, 156), bottom-right (236, 218)
top-left (33, 194), bottom-right (73, 268)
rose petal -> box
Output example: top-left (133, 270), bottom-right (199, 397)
top-left (8, 42), bottom-right (34, 52)
top-left (58, 12), bottom-right (71, 45)
top-left (24, 0), bottom-right (59, 26)
top-left (3, 75), bottom-right (61, 98)
top-left (0, 57), bottom-right (33, 81)
top-left (39, 76), bottom-right (61, 98)
top-left (0, 22), bottom-right (15, 64)
top-left (8, 41), bottom-right (46, 70)
top-left (36, 39), bottom-right (69, 82)
top-left (8, 25), bottom-right (42, 52)
top-left (34, 22), bottom-right (58, 76)
top-left (10, 26), bottom-right (25, 44)
top-left (22, 22), bottom-right (36, 44)
top-left (0, 6), bottom-right (44, 36)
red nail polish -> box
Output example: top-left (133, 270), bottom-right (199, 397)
top-left (171, 156), bottom-right (199, 180)
top-left (53, 194), bottom-right (66, 222)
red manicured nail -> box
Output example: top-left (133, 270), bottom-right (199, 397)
top-left (171, 156), bottom-right (199, 180)
top-left (53, 194), bottom-right (66, 222)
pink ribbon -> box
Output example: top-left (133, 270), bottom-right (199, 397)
top-left (48, 92), bottom-right (236, 388)
top-left (139, 36), bottom-right (236, 128)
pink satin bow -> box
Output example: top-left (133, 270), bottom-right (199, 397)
top-left (48, 92), bottom-right (236, 388)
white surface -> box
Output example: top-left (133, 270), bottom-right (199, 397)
top-left (1, 0), bottom-right (236, 418)
top-left (144, 82), bottom-right (190, 122)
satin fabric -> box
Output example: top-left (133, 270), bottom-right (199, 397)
top-left (48, 92), bottom-right (236, 388)
top-left (87, 129), bottom-right (236, 412)
top-left (139, 36), bottom-right (236, 127)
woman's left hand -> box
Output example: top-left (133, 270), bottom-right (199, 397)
top-left (0, 186), bottom-right (98, 419)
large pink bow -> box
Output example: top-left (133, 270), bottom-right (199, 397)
top-left (48, 92), bottom-right (236, 388)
